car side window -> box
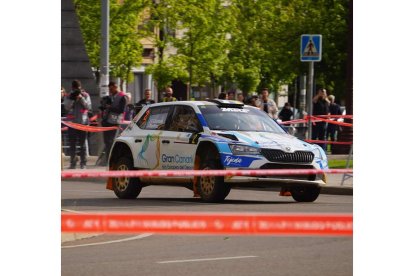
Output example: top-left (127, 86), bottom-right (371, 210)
top-left (137, 106), bottom-right (171, 130)
top-left (167, 106), bottom-right (202, 133)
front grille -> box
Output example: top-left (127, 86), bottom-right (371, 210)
top-left (260, 164), bottom-right (316, 181)
top-left (260, 149), bottom-right (314, 164)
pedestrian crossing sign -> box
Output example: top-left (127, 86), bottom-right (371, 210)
top-left (301, 34), bottom-right (322, 62)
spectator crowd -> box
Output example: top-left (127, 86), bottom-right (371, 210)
top-left (61, 81), bottom-right (342, 169)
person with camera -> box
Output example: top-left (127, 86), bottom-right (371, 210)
top-left (312, 88), bottom-right (330, 150)
top-left (257, 88), bottom-right (278, 119)
top-left (64, 80), bottom-right (92, 169)
top-left (101, 81), bottom-right (127, 165)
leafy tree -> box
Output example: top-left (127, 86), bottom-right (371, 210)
top-left (146, 0), bottom-right (233, 98)
top-left (74, 0), bottom-right (149, 86)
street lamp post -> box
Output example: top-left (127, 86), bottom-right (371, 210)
top-left (99, 0), bottom-right (109, 97)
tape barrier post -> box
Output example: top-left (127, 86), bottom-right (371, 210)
top-left (61, 168), bottom-right (353, 179)
top-left (62, 213), bottom-right (352, 236)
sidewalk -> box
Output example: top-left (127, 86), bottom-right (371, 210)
top-left (61, 155), bottom-right (353, 195)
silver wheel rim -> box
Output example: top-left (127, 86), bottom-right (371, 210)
top-left (115, 164), bottom-right (129, 192)
top-left (200, 167), bottom-right (215, 195)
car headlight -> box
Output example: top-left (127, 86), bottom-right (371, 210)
top-left (229, 144), bottom-right (261, 155)
top-left (312, 146), bottom-right (327, 160)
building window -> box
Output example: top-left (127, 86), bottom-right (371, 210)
top-left (142, 48), bottom-right (155, 58)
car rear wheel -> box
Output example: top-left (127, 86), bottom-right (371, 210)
top-left (197, 150), bottom-right (231, 202)
top-left (291, 185), bottom-right (321, 202)
top-left (112, 157), bottom-right (142, 199)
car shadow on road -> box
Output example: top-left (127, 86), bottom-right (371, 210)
top-left (61, 197), bottom-right (294, 208)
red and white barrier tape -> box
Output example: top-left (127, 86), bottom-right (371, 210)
top-left (304, 140), bottom-right (352, 145)
top-left (309, 116), bottom-right (353, 127)
top-left (61, 168), bottom-right (352, 179)
top-left (61, 120), bottom-right (132, 133)
top-left (315, 115), bottom-right (353, 119)
top-left (280, 116), bottom-right (353, 127)
top-left (61, 212), bottom-right (352, 236)
top-left (61, 121), bottom-right (119, 132)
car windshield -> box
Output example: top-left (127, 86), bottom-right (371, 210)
top-left (199, 105), bottom-right (286, 133)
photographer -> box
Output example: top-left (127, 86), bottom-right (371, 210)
top-left (64, 80), bottom-right (92, 169)
top-left (101, 81), bottom-right (127, 165)
top-left (312, 88), bottom-right (330, 150)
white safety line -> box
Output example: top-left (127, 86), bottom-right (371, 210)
top-left (61, 209), bottom-right (85, 214)
top-left (62, 233), bottom-right (153, 249)
top-left (62, 190), bottom-right (108, 193)
top-left (157, 255), bottom-right (258, 264)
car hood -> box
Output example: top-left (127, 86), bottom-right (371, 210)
top-left (215, 131), bottom-right (314, 152)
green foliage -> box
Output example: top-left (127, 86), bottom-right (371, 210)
top-left (146, 58), bottom-right (188, 90)
top-left (74, 0), bottom-right (148, 84)
top-left (75, 0), bottom-right (350, 100)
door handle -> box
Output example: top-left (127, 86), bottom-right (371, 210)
top-left (135, 139), bottom-right (142, 143)
top-left (162, 140), bottom-right (170, 144)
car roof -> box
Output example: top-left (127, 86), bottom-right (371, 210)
top-left (147, 100), bottom-right (244, 108)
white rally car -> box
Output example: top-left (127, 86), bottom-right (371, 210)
top-left (106, 100), bottom-right (328, 202)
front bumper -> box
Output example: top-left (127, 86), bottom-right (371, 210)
top-left (224, 175), bottom-right (326, 188)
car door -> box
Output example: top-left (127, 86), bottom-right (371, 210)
top-left (160, 105), bottom-right (203, 173)
top-left (133, 105), bottom-right (172, 170)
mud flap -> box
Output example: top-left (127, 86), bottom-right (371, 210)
top-left (279, 187), bottom-right (292, 197)
top-left (106, 164), bottom-right (115, 190)
top-left (106, 178), bottom-right (113, 190)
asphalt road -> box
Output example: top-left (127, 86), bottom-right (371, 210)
top-left (62, 180), bottom-right (353, 276)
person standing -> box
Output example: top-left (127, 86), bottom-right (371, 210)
top-left (278, 102), bottom-right (294, 122)
top-left (101, 81), bottom-right (127, 164)
top-left (327, 94), bottom-right (341, 142)
top-left (218, 92), bottom-right (228, 100)
top-left (258, 88), bottom-right (278, 119)
top-left (123, 92), bottom-right (135, 121)
top-left (137, 89), bottom-right (155, 105)
top-left (162, 87), bottom-right (177, 102)
top-left (227, 91), bottom-right (235, 100)
top-left (236, 92), bottom-right (245, 103)
top-left (312, 88), bottom-right (330, 150)
top-left (61, 87), bottom-right (67, 118)
top-left (64, 80), bottom-right (92, 169)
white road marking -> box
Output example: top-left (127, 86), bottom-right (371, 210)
top-left (61, 233), bottom-right (153, 249)
top-left (62, 190), bottom-right (108, 193)
top-left (157, 255), bottom-right (258, 264)
top-left (61, 208), bottom-right (86, 214)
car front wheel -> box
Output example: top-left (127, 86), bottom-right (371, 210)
top-left (291, 185), bottom-right (321, 202)
top-left (112, 156), bottom-right (142, 199)
top-left (197, 150), bottom-right (231, 203)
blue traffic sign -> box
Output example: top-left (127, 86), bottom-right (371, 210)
top-left (301, 34), bottom-right (322, 62)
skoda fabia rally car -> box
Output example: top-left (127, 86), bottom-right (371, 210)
top-left (106, 100), bottom-right (328, 202)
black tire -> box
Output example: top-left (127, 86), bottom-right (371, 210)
top-left (291, 185), bottom-right (321, 202)
top-left (112, 156), bottom-right (142, 199)
top-left (197, 149), bottom-right (231, 202)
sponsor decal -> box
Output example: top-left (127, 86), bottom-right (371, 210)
top-left (161, 154), bottom-right (194, 170)
top-left (161, 154), bottom-right (194, 164)
top-left (220, 154), bottom-right (261, 168)
top-left (224, 156), bottom-right (243, 166)
top-left (137, 133), bottom-right (162, 169)
top-left (220, 108), bottom-right (249, 113)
